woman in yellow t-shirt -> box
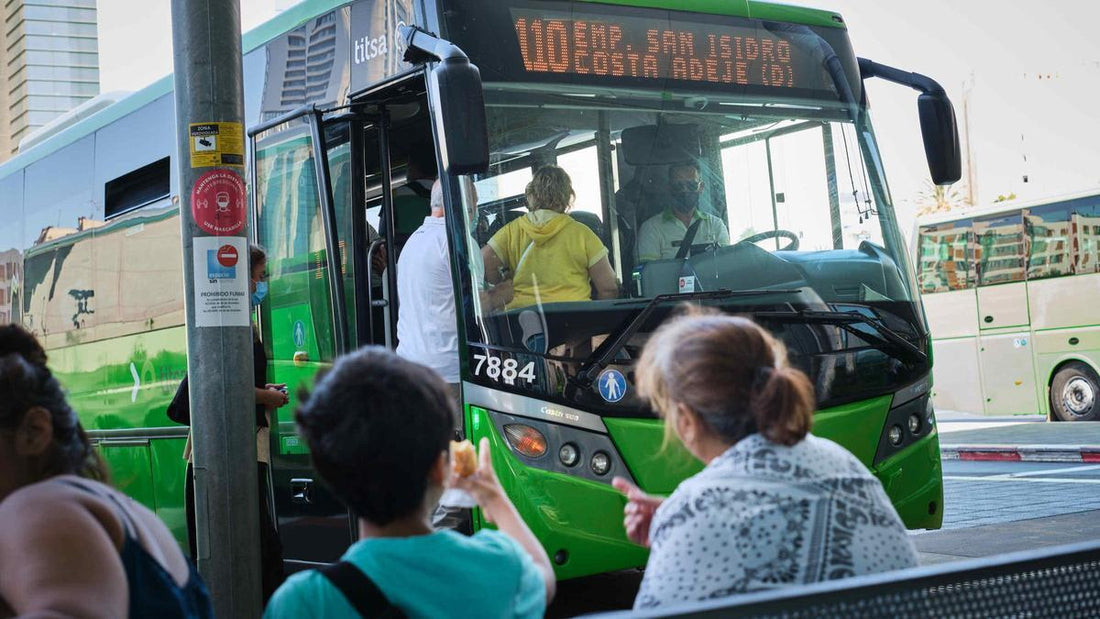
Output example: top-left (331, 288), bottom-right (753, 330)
top-left (482, 166), bottom-right (618, 310)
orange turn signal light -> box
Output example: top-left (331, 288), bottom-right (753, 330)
top-left (503, 424), bottom-right (548, 459)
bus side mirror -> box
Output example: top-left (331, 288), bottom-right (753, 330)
top-left (918, 92), bottom-right (962, 186)
top-left (430, 57), bottom-right (490, 175)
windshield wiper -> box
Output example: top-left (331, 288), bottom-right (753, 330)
top-left (753, 308), bottom-right (927, 365)
top-left (568, 289), bottom-right (803, 395)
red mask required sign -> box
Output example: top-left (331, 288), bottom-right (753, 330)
top-left (191, 169), bottom-right (247, 236)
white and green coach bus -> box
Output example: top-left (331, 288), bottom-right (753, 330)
top-left (916, 189), bottom-right (1100, 421)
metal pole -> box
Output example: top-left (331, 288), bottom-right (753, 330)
top-left (822, 124), bottom-right (843, 249)
top-left (170, 1), bottom-right (262, 616)
top-left (378, 108), bottom-right (400, 348)
top-left (765, 138), bottom-right (780, 251)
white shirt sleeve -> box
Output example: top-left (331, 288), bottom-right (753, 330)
top-left (637, 217), bottom-right (661, 262)
top-left (716, 218), bottom-right (730, 246)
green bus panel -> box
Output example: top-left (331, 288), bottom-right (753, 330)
top-left (471, 394), bottom-right (942, 581)
top-left (98, 443), bottom-right (157, 509)
top-left (150, 437), bottom-right (191, 550)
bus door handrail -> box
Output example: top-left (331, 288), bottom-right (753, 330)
top-left (377, 108), bottom-right (400, 348)
top-left (363, 236), bottom-right (387, 342)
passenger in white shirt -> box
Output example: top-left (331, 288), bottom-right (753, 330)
top-left (396, 180), bottom-right (511, 402)
top-left (396, 181), bottom-right (461, 390)
top-left (636, 163), bottom-right (730, 262)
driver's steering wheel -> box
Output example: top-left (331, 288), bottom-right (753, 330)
top-left (736, 229), bottom-right (800, 251)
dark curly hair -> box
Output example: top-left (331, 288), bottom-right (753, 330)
top-left (295, 346), bottom-right (453, 525)
top-left (0, 325), bottom-right (109, 482)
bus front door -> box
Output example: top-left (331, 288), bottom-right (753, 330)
top-left (974, 212), bottom-right (1040, 415)
top-left (251, 112), bottom-right (357, 571)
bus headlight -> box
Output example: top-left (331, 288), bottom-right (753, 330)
top-left (503, 424), bottom-right (548, 459)
top-left (873, 377), bottom-right (935, 466)
top-left (590, 451), bottom-right (611, 476)
top-left (559, 443), bottom-right (580, 467)
top-left (481, 408), bottom-right (635, 486)
top-left (888, 424), bottom-right (904, 446)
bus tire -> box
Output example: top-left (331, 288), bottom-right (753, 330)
top-left (1050, 362), bottom-right (1100, 422)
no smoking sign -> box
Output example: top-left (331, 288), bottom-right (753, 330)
top-left (216, 244), bottom-right (239, 267)
top-left (191, 169), bottom-right (246, 235)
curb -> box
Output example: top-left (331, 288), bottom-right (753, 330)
top-left (941, 444), bottom-right (1100, 463)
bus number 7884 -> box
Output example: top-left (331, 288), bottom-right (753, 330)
top-left (472, 353), bottom-right (537, 386)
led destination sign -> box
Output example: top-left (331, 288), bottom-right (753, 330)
top-left (510, 8), bottom-right (834, 95)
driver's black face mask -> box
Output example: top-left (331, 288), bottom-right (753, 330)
top-left (670, 190), bottom-right (700, 214)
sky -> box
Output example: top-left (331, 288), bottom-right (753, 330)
top-left (96, 0), bottom-right (1100, 232)
top-left (796, 0), bottom-right (1100, 229)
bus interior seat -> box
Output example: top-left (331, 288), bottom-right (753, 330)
top-left (480, 197), bottom-right (612, 254)
top-left (618, 122), bottom-right (702, 233)
top-left (569, 211), bottom-right (609, 249)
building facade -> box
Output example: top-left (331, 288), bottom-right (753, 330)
top-left (1, 0), bottom-right (100, 159)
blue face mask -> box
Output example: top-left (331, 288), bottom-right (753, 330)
top-left (252, 281), bottom-right (268, 307)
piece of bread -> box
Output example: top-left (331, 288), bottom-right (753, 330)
top-left (451, 440), bottom-right (477, 477)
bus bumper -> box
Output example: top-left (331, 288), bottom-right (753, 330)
top-left (873, 431), bottom-right (945, 530)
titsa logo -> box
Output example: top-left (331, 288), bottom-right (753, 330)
top-left (354, 20), bottom-right (407, 64)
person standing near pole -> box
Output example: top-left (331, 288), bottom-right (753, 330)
top-left (177, 245), bottom-right (287, 601)
top-left (171, 0), bottom-right (263, 615)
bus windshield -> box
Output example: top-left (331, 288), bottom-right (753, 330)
top-left (456, 83), bottom-right (926, 413)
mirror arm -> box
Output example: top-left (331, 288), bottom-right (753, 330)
top-left (858, 57), bottom-right (946, 96)
top-left (399, 25), bottom-right (471, 65)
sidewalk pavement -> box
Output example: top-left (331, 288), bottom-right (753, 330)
top-left (914, 509), bottom-right (1100, 565)
top-left (937, 410), bottom-right (1100, 462)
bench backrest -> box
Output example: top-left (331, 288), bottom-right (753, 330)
top-left (591, 540), bottom-right (1100, 617)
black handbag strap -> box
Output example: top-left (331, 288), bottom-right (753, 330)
top-left (675, 217), bottom-right (704, 260)
top-left (319, 561), bottom-right (405, 618)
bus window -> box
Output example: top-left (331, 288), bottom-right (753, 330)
top-left (723, 139), bottom-right (777, 244)
top-left (474, 166), bottom-right (532, 205)
top-left (768, 127), bottom-right (831, 251)
top-left (1074, 199), bottom-right (1100, 274)
top-left (918, 221), bottom-right (972, 293)
top-left (255, 125), bottom-right (336, 364)
top-left (722, 122), bottom-right (881, 251)
top-left (973, 212), bottom-right (1025, 286)
top-left (558, 145), bottom-right (605, 223)
top-left (1024, 204), bottom-right (1073, 280)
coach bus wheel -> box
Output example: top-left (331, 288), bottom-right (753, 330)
top-left (1050, 362), bottom-right (1100, 422)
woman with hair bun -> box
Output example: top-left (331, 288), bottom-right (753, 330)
top-left (0, 325), bottom-right (212, 618)
top-left (613, 309), bottom-right (917, 610)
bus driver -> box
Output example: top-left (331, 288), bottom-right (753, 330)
top-left (636, 162), bottom-right (729, 263)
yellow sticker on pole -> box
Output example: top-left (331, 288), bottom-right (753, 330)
top-left (188, 122), bottom-right (245, 168)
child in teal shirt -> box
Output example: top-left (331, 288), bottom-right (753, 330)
top-left (263, 348), bottom-right (555, 619)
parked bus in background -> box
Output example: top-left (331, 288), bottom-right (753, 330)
top-left (916, 190), bottom-right (1100, 421)
top-left (0, 0), bottom-right (959, 578)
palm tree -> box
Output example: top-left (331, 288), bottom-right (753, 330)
top-left (916, 181), bottom-right (968, 217)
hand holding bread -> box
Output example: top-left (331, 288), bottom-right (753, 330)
top-left (448, 437), bottom-right (508, 523)
top-left (451, 440), bottom-right (478, 478)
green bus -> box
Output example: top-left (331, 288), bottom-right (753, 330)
top-left (916, 190), bottom-right (1100, 421)
top-left (0, 0), bottom-right (955, 579)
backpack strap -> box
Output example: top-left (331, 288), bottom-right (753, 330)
top-left (319, 561), bottom-right (405, 618)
